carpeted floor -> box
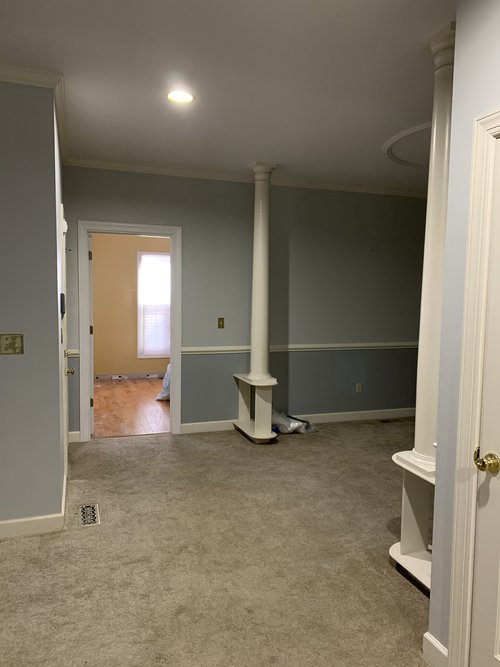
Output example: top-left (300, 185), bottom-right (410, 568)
top-left (0, 419), bottom-right (429, 666)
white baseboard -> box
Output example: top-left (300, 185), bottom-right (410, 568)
top-left (0, 473), bottom-right (67, 539)
top-left (68, 431), bottom-right (81, 443)
top-left (181, 420), bottom-right (235, 434)
top-left (180, 409), bottom-right (415, 435)
top-left (423, 632), bottom-right (448, 667)
top-left (297, 407), bottom-right (415, 424)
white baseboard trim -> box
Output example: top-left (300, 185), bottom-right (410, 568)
top-left (180, 409), bottom-right (415, 435)
top-left (0, 473), bottom-right (67, 539)
top-left (181, 420), bottom-right (235, 434)
top-left (423, 632), bottom-right (448, 667)
top-left (68, 431), bottom-right (81, 443)
top-left (297, 407), bottom-right (415, 424)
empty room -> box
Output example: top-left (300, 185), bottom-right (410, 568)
top-left (3, 1), bottom-right (500, 666)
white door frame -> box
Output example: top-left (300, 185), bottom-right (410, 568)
top-left (447, 110), bottom-right (500, 666)
top-left (78, 220), bottom-right (182, 439)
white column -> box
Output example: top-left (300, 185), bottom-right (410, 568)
top-left (410, 25), bottom-right (455, 471)
top-left (248, 163), bottom-right (275, 381)
top-left (233, 163), bottom-right (277, 443)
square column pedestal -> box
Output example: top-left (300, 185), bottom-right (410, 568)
top-left (233, 374), bottom-right (277, 443)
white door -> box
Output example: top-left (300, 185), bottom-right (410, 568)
top-left (469, 137), bottom-right (500, 666)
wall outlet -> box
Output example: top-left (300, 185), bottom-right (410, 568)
top-left (0, 334), bottom-right (24, 355)
top-left (355, 382), bottom-right (362, 394)
top-left (218, 317), bottom-right (225, 329)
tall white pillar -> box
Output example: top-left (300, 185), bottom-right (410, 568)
top-left (390, 24), bottom-right (455, 589)
top-left (233, 163), bottom-right (277, 443)
top-left (410, 24), bottom-right (455, 471)
top-left (249, 163), bottom-right (275, 381)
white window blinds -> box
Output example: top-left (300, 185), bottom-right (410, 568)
top-left (137, 252), bottom-right (171, 357)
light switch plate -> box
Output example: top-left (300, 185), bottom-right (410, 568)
top-left (0, 334), bottom-right (24, 355)
top-left (217, 317), bottom-right (225, 329)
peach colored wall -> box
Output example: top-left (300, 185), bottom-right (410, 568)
top-left (92, 233), bottom-right (171, 375)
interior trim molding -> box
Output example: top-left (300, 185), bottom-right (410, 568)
top-left (68, 431), bottom-right (81, 443)
top-left (0, 64), bottom-right (62, 88)
top-left (182, 346), bottom-right (250, 355)
top-left (270, 341), bottom-right (418, 352)
top-left (296, 408), bottom-right (415, 423)
top-left (78, 220), bottom-right (182, 438)
top-left (181, 408), bottom-right (415, 435)
top-left (0, 474), bottom-right (66, 539)
top-left (181, 342), bottom-right (418, 355)
top-left (382, 122), bottom-right (431, 169)
top-left (447, 109), bottom-right (500, 667)
top-left (64, 158), bottom-right (426, 199)
top-left (423, 632), bottom-right (448, 667)
top-left (0, 65), bottom-right (68, 160)
top-left (181, 420), bottom-right (235, 434)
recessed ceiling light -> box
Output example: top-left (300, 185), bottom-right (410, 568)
top-left (166, 89), bottom-right (194, 104)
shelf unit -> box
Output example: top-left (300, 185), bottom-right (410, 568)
top-left (391, 452), bottom-right (435, 589)
top-left (233, 373), bottom-right (277, 443)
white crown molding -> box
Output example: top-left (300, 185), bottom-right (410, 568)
top-left (0, 65), bottom-right (68, 159)
top-left (64, 158), bottom-right (426, 199)
top-left (53, 78), bottom-right (68, 159)
top-left (0, 64), bottom-right (62, 88)
top-left (65, 158), bottom-right (256, 185)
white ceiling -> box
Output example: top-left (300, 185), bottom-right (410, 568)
top-left (0, 0), bottom-right (458, 194)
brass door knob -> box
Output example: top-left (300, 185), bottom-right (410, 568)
top-left (474, 446), bottom-right (500, 473)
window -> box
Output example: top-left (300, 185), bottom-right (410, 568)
top-left (137, 252), bottom-right (171, 358)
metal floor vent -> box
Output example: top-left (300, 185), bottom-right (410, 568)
top-left (79, 503), bottom-right (100, 526)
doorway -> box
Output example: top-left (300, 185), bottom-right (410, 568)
top-left (78, 221), bottom-right (182, 440)
top-left (91, 233), bottom-right (171, 438)
top-left (447, 110), bottom-right (500, 665)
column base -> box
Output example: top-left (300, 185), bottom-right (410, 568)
top-left (392, 449), bottom-right (436, 484)
top-left (389, 542), bottom-right (432, 589)
top-left (233, 373), bottom-right (278, 444)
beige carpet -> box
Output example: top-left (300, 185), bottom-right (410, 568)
top-left (0, 419), bottom-right (429, 666)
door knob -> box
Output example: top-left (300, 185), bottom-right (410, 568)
top-left (474, 446), bottom-right (500, 473)
top-left (65, 367), bottom-right (75, 376)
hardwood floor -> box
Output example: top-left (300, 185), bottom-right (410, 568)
top-left (93, 377), bottom-right (170, 439)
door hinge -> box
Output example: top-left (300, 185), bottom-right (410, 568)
top-left (88, 250), bottom-right (93, 261)
top-left (90, 325), bottom-right (94, 335)
top-left (90, 398), bottom-right (94, 408)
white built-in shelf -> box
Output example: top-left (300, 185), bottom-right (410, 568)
top-left (389, 542), bottom-right (431, 589)
top-left (233, 373), bottom-right (277, 387)
top-left (391, 449), bottom-right (435, 589)
top-left (233, 374), bottom-right (277, 443)
top-left (233, 420), bottom-right (277, 443)
top-left (392, 450), bottom-right (436, 485)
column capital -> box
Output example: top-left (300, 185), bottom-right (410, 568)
top-left (428, 22), bottom-right (456, 71)
top-left (253, 163), bottom-right (277, 181)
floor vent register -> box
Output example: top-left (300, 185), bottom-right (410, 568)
top-left (79, 503), bottom-right (100, 526)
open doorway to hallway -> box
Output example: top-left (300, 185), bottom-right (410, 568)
top-left (91, 232), bottom-right (171, 438)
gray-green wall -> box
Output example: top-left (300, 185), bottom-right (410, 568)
top-left (63, 166), bottom-right (425, 428)
top-left (0, 82), bottom-right (63, 520)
